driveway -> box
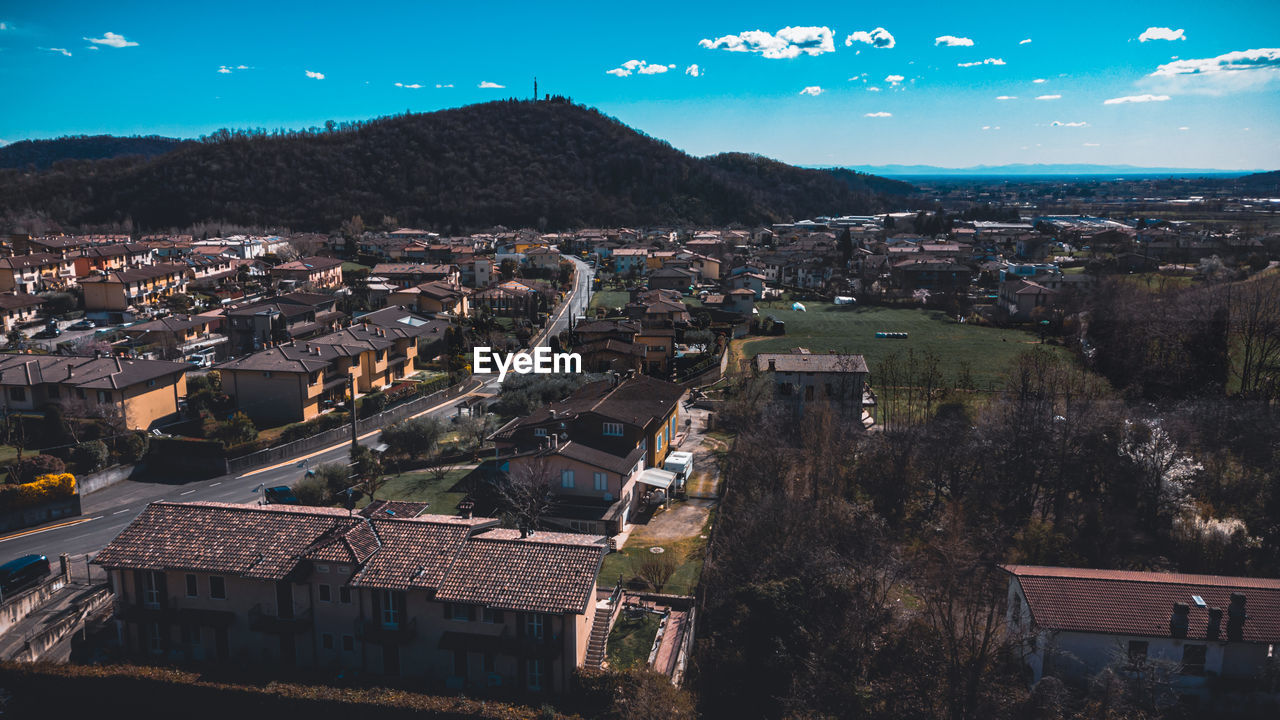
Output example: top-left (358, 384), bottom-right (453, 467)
top-left (618, 406), bottom-right (719, 547)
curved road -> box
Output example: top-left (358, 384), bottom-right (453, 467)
top-left (0, 256), bottom-right (595, 566)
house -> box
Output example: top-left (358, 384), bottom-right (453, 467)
top-left (372, 263), bottom-right (461, 289)
top-left (0, 253), bottom-right (78, 293)
top-left (0, 293), bottom-right (45, 333)
top-left (93, 501), bottom-right (605, 692)
top-left (728, 272), bottom-right (766, 299)
top-left (79, 263), bottom-right (191, 313)
top-left (216, 308), bottom-right (449, 425)
top-left (268, 257), bottom-right (345, 289)
top-left (72, 243), bottom-right (155, 277)
top-left (523, 246), bottom-right (563, 273)
top-left (998, 278), bottom-right (1059, 322)
top-left (890, 259), bottom-right (973, 292)
top-left (387, 281), bottom-right (472, 317)
top-left (492, 375), bottom-right (686, 535)
top-left (753, 351), bottom-right (872, 421)
top-left (648, 266), bottom-right (697, 293)
top-left (473, 281), bottom-right (541, 318)
top-left (0, 353), bottom-right (188, 429)
top-left (223, 291), bottom-right (345, 355)
top-left (573, 320), bottom-right (647, 374)
top-left (1002, 565), bottom-right (1280, 707)
top-left (120, 315), bottom-right (229, 363)
top-left (612, 248), bottom-right (649, 277)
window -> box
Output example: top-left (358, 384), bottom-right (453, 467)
top-left (143, 571), bottom-right (161, 608)
top-left (97, 390), bottom-right (111, 403)
top-left (482, 607), bottom-right (504, 624)
top-left (449, 603), bottom-right (471, 622)
top-left (147, 379), bottom-right (157, 388)
top-left (483, 652), bottom-right (496, 674)
top-left (208, 576), bottom-right (226, 600)
top-left (318, 584), bottom-right (331, 602)
top-left (316, 564), bottom-right (330, 573)
top-left (341, 635), bottom-right (354, 652)
top-left (321, 633), bottom-right (334, 650)
top-left (185, 574), bottom-right (198, 598)
top-left (263, 371), bottom-right (272, 379)
top-left (181, 624), bottom-right (200, 646)
top-left (527, 658), bottom-right (544, 690)
top-left (594, 472), bottom-right (608, 491)
top-left (525, 613), bottom-right (544, 640)
top-left (148, 623), bottom-right (163, 653)
top-left (1128, 641), bottom-right (1149, 666)
top-left (1181, 645), bottom-right (1207, 675)
top-left (376, 350), bottom-right (385, 362)
top-left (561, 469), bottom-right (575, 489)
top-left (339, 586), bottom-right (352, 604)
top-left (336, 565), bottom-right (349, 574)
top-left (602, 422), bottom-right (624, 437)
top-left (8, 387), bottom-right (25, 402)
top-left (534, 428), bottom-right (547, 437)
top-left (805, 386), bottom-right (815, 401)
top-left (381, 590), bottom-right (404, 628)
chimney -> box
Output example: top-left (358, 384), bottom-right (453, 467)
top-left (768, 358), bottom-right (776, 371)
top-left (1170, 602), bottom-right (1190, 638)
top-left (519, 523), bottom-right (528, 539)
top-left (1227, 593), bottom-right (1246, 641)
top-left (1207, 607), bottom-right (1223, 640)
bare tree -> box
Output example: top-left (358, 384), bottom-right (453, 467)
top-left (495, 456), bottom-right (555, 530)
top-left (636, 552), bottom-right (678, 593)
top-left (1229, 274), bottom-right (1280, 403)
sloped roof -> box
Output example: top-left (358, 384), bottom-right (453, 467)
top-left (434, 529), bottom-right (606, 614)
top-left (1003, 564), bottom-right (1280, 643)
top-left (755, 352), bottom-right (868, 374)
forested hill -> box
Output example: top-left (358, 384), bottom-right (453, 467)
top-left (0, 135), bottom-right (191, 170)
top-left (0, 100), bottom-right (912, 232)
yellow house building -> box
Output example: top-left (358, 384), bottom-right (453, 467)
top-left (0, 353), bottom-right (188, 429)
top-left (79, 263), bottom-right (191, 312)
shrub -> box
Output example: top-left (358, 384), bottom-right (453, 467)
top-left (0, 472), bottom-right (77, 510)
top-left (114, 432), bottom-right (150, 464)
top-left (71, 441), bottom-right (110, 473)
top-left (357, 391), bottom-right (386, 418)
top-left (212, 412), bottom-right (257, 447)
top-left (292, 475), bottom-right (331, 506)
top-left (9, 454), bottom-right (66, 484)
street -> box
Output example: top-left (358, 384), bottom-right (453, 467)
top-left (0, 255), bottom-right (594, 564)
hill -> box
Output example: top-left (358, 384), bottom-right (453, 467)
top-left (841, 162), bottom-right (1259, 177)
top-left (0, 135), bottom-right (191, 170)
top-left (0, 100), bottom-right (912, 232)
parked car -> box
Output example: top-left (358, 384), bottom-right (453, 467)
top-left (69, 319), bottom-right (96, 330)
top-left (264, 486), bottom-right (299, 505)
top-left (0, 554), bottom-right (51, 597)
top-left (33, 324), bottom-right (61, 339)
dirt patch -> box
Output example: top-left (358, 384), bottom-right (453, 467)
top-left (628, 499), bottom-right (714, 544)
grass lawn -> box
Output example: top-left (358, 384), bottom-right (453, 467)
top-left (599, 512), bottom-right (711, 596)
top-left (1117, 272), bottom-right (1197, 293)
top-left (341, 261), bottom-right (371, 273)
top-left (606, 610), bottom-right (662, 670)
top-left (739, 303), bottom-right (1062, 388)
top-left (361, 467), bottom-right (473, 514)
top-left (589, 290), bottom-right (630, 311)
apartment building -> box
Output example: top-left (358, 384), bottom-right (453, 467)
top-left (72, 243), bottom-right (155, 277)
top-left (0, 253), bottom-right (78, 293)
top-left (79, 263), bottom-right (191, 312)
top-left (120, 314), bottom-right (229, 363)
top-left (753, 350), bottom-right (871, 421)
top-left (268, 256), bottom-right (345, 289)
top-left (223, 292), bottom-right (345, 355)
top-left (0, 353), bottom-right (188, 429)
top-left (493, 374), bottom-right (686, 535)
top-left (371, 263), bottom-right (461, 289)
top-left (94, 501), bottom-right (605, 692)
top-left (0, 293), bottom-right (46, 333)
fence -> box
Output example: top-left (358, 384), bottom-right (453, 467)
top-left (225, 377), bottom-right (479, 474)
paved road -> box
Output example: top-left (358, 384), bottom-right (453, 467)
top-left (0, 255), bottom-right (594, 564)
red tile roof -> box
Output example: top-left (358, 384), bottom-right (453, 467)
top-left (435, 529), bottom-right (606, 614)
top-left (1003, 565), bottom-right (1280, 643)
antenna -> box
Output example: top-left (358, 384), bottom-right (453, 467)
top-left (533, 76), bottom-right (538, 101)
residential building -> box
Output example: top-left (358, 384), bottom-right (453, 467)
top-left (387, 281), bottom-right (472, 317)
top-left (79, 263), bottom-right (191, 313)
top-left (268, 257), bottom-right (345, 289)
top-left (523, 246), bottom-right (563, 273)
top-left (1002, 565), bottom-right (1280, 708)
top-left (0, 293), bottom-right (45, 332)
top-left (754, 350), bottom-right (872, 421)
top-left (224, 292), bottom-right (345, 355)
top-left (0, 253), bottom-right (78, 293)
top-left (612, 248), bottom-right (649, 276)
top-left (93, 501), bottom-right (605, 692)
top-left (120, 315), bottom-right (229, 363)
top-left (371, 263), bottom-right (461, 289)
top-left (0, 354), bottom-right (188, 429)
top-left (998, 278), bottom-right (1059, 322)
top-left (72, 243), bottom-right (155, 277)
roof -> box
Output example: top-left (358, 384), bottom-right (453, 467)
top-left (95, 501), bottom-right (603, 613)
top-left (755, 352), bottom-right (868, 374)
top-left (0, 253), bottom-right (68, 270)
top-left (544, 441), bottom-right (646, 476)
top-left (270, 256), bottom-right (344, 273)
top-left (497, 375), bottom-right (686, 437)
top-left (1003, 565), bottom-right (1280, 643)
top-left (79, 263), bottom-right (189, 284)
top-left (123, 314), bottom-right (211, 335)
top-left (0, 354), bottom-right (187, 390)
top-left (371, 263), bottom-right (456, 276)
top-left (0, 294), bottom-right (46, 311)
top-left (575, 319), bottom-right (641, 335)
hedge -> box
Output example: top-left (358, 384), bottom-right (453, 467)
top-left (0, 472), bottom-right (77, 510)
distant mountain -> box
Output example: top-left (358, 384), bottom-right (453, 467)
top-left (839, 163), bottom-right (1261, 177)
top-left (0, 135), bottom-right (192, 171)
top-left (0, 101), bottom-right (912, 232)
top-left (1233, 170), bottom-right (1280, 192)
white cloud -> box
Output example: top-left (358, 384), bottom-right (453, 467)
top-left (44, 47), bottom-right (72, 57)
top-left (1150, 47), bottom-right (1280, 77)
top-left (86, 45), bottom-right (99, 50)
top-left (1178, 126), bottom-right (1190, 130)
top-left (885, 74), bottom-right (905, 86)
top-left (867, 86), bottom-right (881, 92)
top-left (1083, 142), bottom-right (1101, 146)
top-left (606, 68), bottom-right (630, 77)
top-left (305, 70), bottom-right (324, 80)
top-left (699, 26), bottom-right (835, 59)
top-left (638, 63), bottom-right (669, 74)
top-left (607, 59), bottom-right (674, 76)
top-left (1036, 94), bottom-right (1062, 100)
top-left (1103, 93), bottom-right (1170, 104)
top-left (981, 125), bottom-right (1001, 130)
top-left (435, 83), bottom-right (454, 88)
top-left (1050, 120), bottom-right (1088, 127)
top-left (218, 66), bottom-right (231, 74)
top-left (1019, 38), bottom-right (1032, 45)
top-left (0, 22), bottom-right (9, 31)
top-left (995, 95), bottom-right (1017, 100)
top-left (1032, 78), bottom-right (1047, 83)
top-left (845, 27), bottom-right (895, 49)
top-left (865, 111), bottom-right (892, 117)
top-left (236, 65), bottom-right (249, 70)
top-left (1139, 27), bottom-right (1185, 42)
top-left (685, 64), bottom-right (701, 77)
top-left (957, 57), bottom-right (1005, 67)
top-left (84, 31), bottom-right (138, 48)
top-left (935, 35), bottom-right (974, 47)
top-left (799, 86), bottom-right (823, 96)
top-left (394, 82), bottom-right (424, 89)
top-left (478, 81), bottom-right (505, 88)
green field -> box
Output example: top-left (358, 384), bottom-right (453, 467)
top-left (589, 290), bottom-right (630, 311)
top-left (742, 303), bottom-right (1060, 388)
top-left (606, 611), bottom-right (662, 669)
top-left (361, 467), bottom-right (473, 514)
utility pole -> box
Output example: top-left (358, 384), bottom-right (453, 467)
top-left (348, 374), bottom-right (358, 454)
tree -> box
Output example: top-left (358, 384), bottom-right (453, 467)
top-left (350, 444), bottom-right (386, 501)
top-left (495, 457), bottom-right (555, 530)
top-left (838, 227), bottom-right (853, 264)
top-left (380, 416), bottom-right (445, 460)
top-left (1229, 274), bottom-right (1280, 403)
top-left (636, 552), bottom-right (678, 593)
top-left (457, 413), bottom-right (497, 456)
top-left (212, 412), bottom-right (257, 447)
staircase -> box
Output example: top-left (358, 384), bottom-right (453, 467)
top-left (584, 605), bottom-right (614, 668)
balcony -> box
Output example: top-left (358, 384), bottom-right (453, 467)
top-left (248, 603), bottom-right (314, 634)
top-left (115, 597), bottom-right (236, 627)
top-left (355, 616), bottom-right (417, 645)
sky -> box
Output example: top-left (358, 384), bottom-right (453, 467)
top-left (1, 1), bottom-right (1277, 170)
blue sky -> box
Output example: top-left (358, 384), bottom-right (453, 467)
top-left (1, 1), bottom-right (1277, 169)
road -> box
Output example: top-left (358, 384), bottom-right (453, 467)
top-left (0, 256), bottom-right (594, 564)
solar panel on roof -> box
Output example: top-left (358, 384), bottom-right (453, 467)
top-left (1192, 595), bottom-right (1206, 607)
